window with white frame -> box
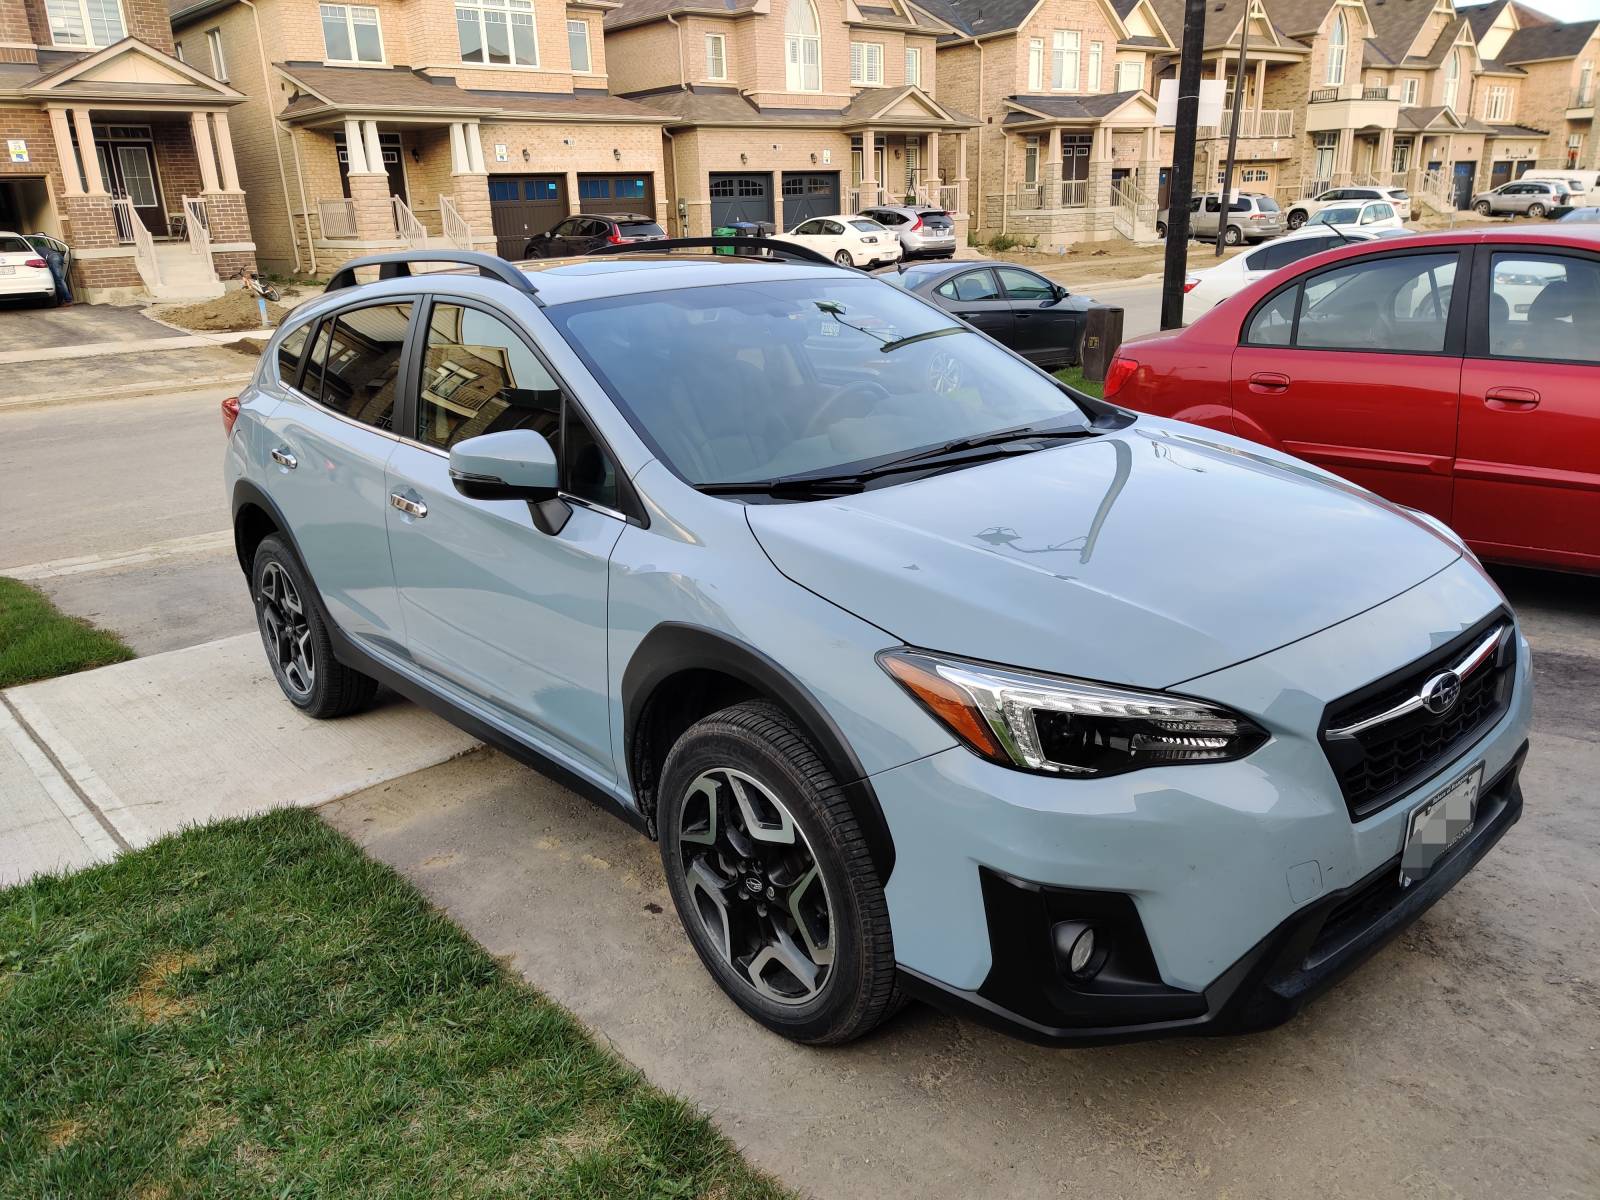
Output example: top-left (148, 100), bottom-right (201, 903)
top-left (905, 46), bottom-right (921, 86)
top-left (705, 33), bottom-right (726, 80)
top-left (1027, 38), bottom-right (1044, 90)
top-left (1051, 30), bottom-right (1079, 91)
top-left (785, 0), bottom-right (821, 91)
top-left (1485, 85), bottom-right (1509, 121)
top-left (207, 28), bottom-right (228, 80)
top-left (1443, 49), bottom-right (1460, 110)
top-left (1401, 76), bottom-right (1418, 105)
top-left (1579, 62), bottom-right (1593, 104)
top-left (1327, 10), bottom-right (1347, 87)
top-left (456, 0), bottom-right (538, 67)
top-left (1115, 59), bottom-right (1142, 92)
top-left (1392, 138), bottom-right (1411, 173)
top-left (850, 41), bottom-right (883, 86)
top-left (567, 19), bottom-right (591, 72)
top-left (1024, 134), bottom-right (1039, 185)
top-left (1087, 41), bottom-right (1102, 92)
top-left (44, 0), bottom-right (124, 48)
top-left (321, 4), bottom-right (383, 63)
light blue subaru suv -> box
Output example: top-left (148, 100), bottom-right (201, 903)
top-left (225, 246), bottom-right (1531, 1046)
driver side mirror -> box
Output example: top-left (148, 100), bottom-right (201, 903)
top-left (449, 428), bottom-right (560, 503)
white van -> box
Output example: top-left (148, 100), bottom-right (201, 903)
top-left (1520, 169), bottom-right (1598, 198)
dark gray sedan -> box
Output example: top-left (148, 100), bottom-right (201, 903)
top-left (882, 259), bottom-right (1091, 367)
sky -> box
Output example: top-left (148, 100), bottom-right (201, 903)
top-left (1523, 0), bottom-right (1600, 21)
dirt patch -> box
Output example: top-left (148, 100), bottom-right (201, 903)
top-left (992, 240), bottom-right (1247, 284)
top-left (43, 1117), bottom-right (85, 1150)
top-left (125, 951), bottom-right (201, 1023)
top-left (153, 290), bottom-right (287, 333)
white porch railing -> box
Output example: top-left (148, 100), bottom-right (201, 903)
top-left (1110, 178), bottom-right (1159, 241)
top-left (1012, 178), bottom-right (1089, 210)
top-left (112, 197), bottom-right (162, 289)
top-left (182, 195), bottom-right (211, 260)
top-left (1203, 109), bottom-right (1296, 139)
top-left (393, 196), bottom-right (427, 249)
top-left (319, 197), bottom-right (358, 239)
top-left (938, 183), bottom-right (962, 213)
top-left (848, 186), bottom-right (887, 212)
top-left (1417, 168), bottom-right (1455, 213)
top-left (439, 194), bottom-right (473, 251)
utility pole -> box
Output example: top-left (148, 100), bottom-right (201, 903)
top-left (1215, 12), bottom-right (1251, 257)
top-left (1160, 0), bottom-right (1210, 329)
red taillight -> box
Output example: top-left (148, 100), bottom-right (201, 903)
top-left (607, 231), bottom-right (625, 244)
top-left (910, 215), bottom-right (923, 230)
top-left (1182, 276), bottom-right (1200, 293)
top-left (1102, 356), bottom-right (1139, 399)
top-left (221, 396), bottom-right (241, 436)
top-left (24, 257), bottom-right (47, 268)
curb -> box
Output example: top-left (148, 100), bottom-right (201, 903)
top-left (0, 372), bottom-right (255, 412)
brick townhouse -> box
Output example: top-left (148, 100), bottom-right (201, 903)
top-left (0, 0), bottom-right (258, 301)
top-left (601, 0), bottom-right (979, 238)
top-left (168, 0), bottom-right (671, 275)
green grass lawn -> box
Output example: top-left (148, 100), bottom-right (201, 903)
top-left (1053, 366), bottom-right (1104, 398)
top-left (0, 809), bottom-right (791, 1200)
top-left (0, 576), bottom-right (134, 688)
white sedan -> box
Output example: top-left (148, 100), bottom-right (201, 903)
top-left (1181, 225), bottom-right (1413, 323)
top-left (0, 231), bottom-right (58, 305)
top-left (771, 215), bottom-right (902, 268)
top-left (1305, 199), bottom-right (1406, 232)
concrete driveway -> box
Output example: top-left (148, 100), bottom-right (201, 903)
top-left (0, 299), bottom-right (183, 352)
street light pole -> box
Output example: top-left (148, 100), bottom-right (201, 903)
top-left (1215, 13), bottom-right (1251, 257)
top-left (1160, 0), bottom-right (1209, 330)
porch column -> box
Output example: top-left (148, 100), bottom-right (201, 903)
top-left (464, 122), bottom-right (487, 174)
top-left (191, 111), bottom-right (221, 193)
top-left (1044, 127), bottom-right (1061, 200)
top-left (1255, 58), bottom-right (1266, 115)
top-left (927, 130), bottom-right (940, 185)
top-left (956, 131), bottom-right (969, 210)
top-left (449, 122), bottom-right (471, 174)
top-left (1378, 127), bottom-right (1395, 182)
top-left (211, 111), bottom-right (242, 190)
top-left (450, 121), bottom-right (493, 253)
top-left (362, 120), bottom-right (384, 185)
top-left (860, 125), bottom-right (878, 199)
top-left (71, 108), bottom-right (105, 194)
top-left (48, 108), bottom-right (83, 195)
top-left (343, 118), bottom-right (370, 173)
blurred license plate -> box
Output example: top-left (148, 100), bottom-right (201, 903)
top-left (1399, 764), bottom-right (1482, 886)
top-left (0, 266), bottom-right (13, 275)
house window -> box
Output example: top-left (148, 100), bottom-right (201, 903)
top-left (1580, 62), bottom-right (1593, 104)
top-left (1027, 38), bottom-right (1044, 91)
top-left (1443, 49), bottom-right (1460, 111)
top-left (850, 41), bottom-right (883, 86)
top-left (1051, 30), bottom-right (1079, 91)
top-left (1115, 59), bottom-right (1142, 92)
top-left (1327, 10), bottom-right (1347, 87)
top-left (1087, 41), bottom-right (1102, 92)
top-left (567, 19), bottom-right (590, 72)
top-left (456, 0), bottom-right (538, 67)
top-left (321, 4), bottom-right (384, 63)
top-left (1024, 135), bottom-right (1038, 185)
top-left (905, 46), bottom-right (920, 87)
top-left (1401, 76), bottom-right (1418, 105)
top-left (207, 28), bottom-right (228, 80)
top-left (44, 0), bottom-right (124, 48)
top-left (785, 0), bottom-right (821, 92)
top-left (1569, 132), bottom-right (1584, 168)
top-left (705, 33), bottom-right (726, 80)
top-left (1485, 85), bottom-right (1509, 121)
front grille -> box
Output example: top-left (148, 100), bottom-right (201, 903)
top-left (1320, 613), bottom-right (1516, 820)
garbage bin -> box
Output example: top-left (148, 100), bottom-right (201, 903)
top-left (1079, 304), bottom-right (1124, 383)
top-left (712, 225), bottom-right (737, 255)
top-left (729, 220), bottom-right (769, 255)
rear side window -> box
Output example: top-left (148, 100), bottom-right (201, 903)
top-left (302, 302), bottom-right (412, 430)
top-left (1245, 253), bottom-right (1459, 354)
top-left (849, 219), bottom-right (880, 232)
top-left (418, 302), bottom-right (562, 451)
top-left (1487, 253), bottom-right (1600, 363)
top-left (275, 322), bottom-right (312, 385)
top-left (1255, 196), bottom-right (1280, 212)
top-left (938, 270), bottom-right (1001, 302)
top-left (0, 235), bottom-right (31, 253)
top-left (619, 221), bottom-right (664, 237)
top-left (1251, 235), bottom-right (1338, 272)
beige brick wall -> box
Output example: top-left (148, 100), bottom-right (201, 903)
top-left (1012, 0), bottom-right (1124, 95)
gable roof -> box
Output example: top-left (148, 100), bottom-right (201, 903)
top-left (918, 0), bottom-right (1139, 40)
top-left (604, 0), bottom-right (762, 32)
top-left (1496, 14), bottom-right (1599, 63)
top-left (1461, 0), bottom-right (1510, 41)
top-left (1003, 89), bottom-right (1156, 122)
top-left (18, 37), bottom-right (244, 102)
top-left (1364, 0), bottom-right (1448, 67)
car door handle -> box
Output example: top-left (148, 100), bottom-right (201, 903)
top-left (1247, 372), bottom-right (1291, 393)
top-left (270, 447), bottom-right (297, 469)
top-left (390, 491), bottom-right (427, 518)
top-left (1484, 386), bottom-right (1540, 410)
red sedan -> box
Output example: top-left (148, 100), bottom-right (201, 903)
top-left (1104, 226), bottom-right (1600, 574)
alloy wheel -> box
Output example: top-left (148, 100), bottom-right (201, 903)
top-left (257, 560), bottom-right (315, 698)
top-left (677, 768), bottom-right (835, 1006)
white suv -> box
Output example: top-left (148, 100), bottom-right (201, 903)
top-left (1287, 186), bottom-right (1412, 228)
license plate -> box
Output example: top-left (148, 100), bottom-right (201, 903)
top-left (1399, 764), bottom-right (1482, 886)
top-left (0, 265), bottom-right (13, 275)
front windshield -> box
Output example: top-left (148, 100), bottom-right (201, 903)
top-left (1312, 206), bottom-right (1361, 225)
top-left (547, 276), bottom-right (1093, 486)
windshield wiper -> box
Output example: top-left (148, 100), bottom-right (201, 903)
top-left (873, 423), bottom-right (1097, 468)
top-left (878, 326), bottom-right (967, 354)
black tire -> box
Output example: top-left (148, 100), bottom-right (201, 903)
top-left (251, 535), bottom-right (378, 719)
top-left (1155, 221), bottom-right (1167, 239)
top-left (1475, 201), bottom-right (1493, 217)
top-left (657, 700), bottom-right (902, 1044)
top-left (1287, 209), bottom-right (1307, 230)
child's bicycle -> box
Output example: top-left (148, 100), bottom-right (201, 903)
top-left (233, 267), bottom-right (282, 303)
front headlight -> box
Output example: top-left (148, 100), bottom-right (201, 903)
top-left (878, 649), bottom-right (1268, 778)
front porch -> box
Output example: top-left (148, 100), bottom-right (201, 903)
top-left (840, 87), bottom-right (976, 233)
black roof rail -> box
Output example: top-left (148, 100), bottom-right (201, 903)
top-left (586, 236), bottom-right (844, 268)
top-left (325, 250), bottom-right (541, 300)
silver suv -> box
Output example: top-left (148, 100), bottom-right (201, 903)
top-left (1471, 180), bottom-right (1568, 218)
top-left (1157, 192), bottom-right (1285, 245)
top-left (856, 205), bottom-right (957, 259)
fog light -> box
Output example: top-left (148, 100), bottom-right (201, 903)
top-left (1052, 920), bottom-right (1100, 979)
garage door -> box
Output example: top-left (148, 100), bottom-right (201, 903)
top-left (489, 175), bottom-right (567, 259)
top-left (708, 173), bottom-right (773, 229)
top-left (577, 173), bottom-right (656, 217)
top-left (780, 172), bottom-right (840, 229)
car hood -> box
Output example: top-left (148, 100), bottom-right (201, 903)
top-left (745, 421), bottom-right (1462, 689)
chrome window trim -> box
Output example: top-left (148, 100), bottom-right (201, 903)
top-left (1325, 624), bottom-right (1510, 740)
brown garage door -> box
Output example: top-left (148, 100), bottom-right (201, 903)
top-left (489, 175), bottom-right (567, 259)
top-left (576, 173), bottom-right (655, 217)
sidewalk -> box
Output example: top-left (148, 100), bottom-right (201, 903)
top-left (0, 633), bottom-right (479, 886)
top-left (0, 343), bottom-right (258, 409)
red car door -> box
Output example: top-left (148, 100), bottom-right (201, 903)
top-left (1229, 248), bottom-right (1466, 522)
top-left (1453, 244), bottom-right (1600, 572)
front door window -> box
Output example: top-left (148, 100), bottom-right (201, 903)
top-left (115, 145), bottom-right (159, 208)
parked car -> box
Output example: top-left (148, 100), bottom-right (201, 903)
top-left (1157, 192), bottom-right (1285, 244)
top-left (1286, 185), bottom-right (1413, 229)
top-left (1179, 225), bottom-right (1412, 324)
top-left (770, 214), bottom-right (902, 267)
top-left (227, 243), bottom-right (1531, 1047)
top-left (0, 230), bottom-right (60, 306)
top-left (883, 258), bottom-right (1090, 366)
top-left (1559, 206), bottom-right (1600, 223)
top-left (856, 204), bottom-right (958, 259)
top-left (1104, 225), bottom-right (1600, 573)
top-left (1305, 199), bottom-right (1406, 231)
top-left (523, 214), bottom-right (666, 258)
top-left (1471, 180), bottom-right (1568, 218)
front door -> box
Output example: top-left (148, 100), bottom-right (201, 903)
top-left (1453, 246), bottom-right (1600, 571)
top-left (95, 135), bottom-right (164, 235)
top-left (1490, 160), bottom-right (1512, 190)
top-left (1453, 162), bottom-right (1476, 209)
top-left (1062, 133), bottom-right (1091, 206)
top-left (385, 297), bottom-right (624, 780)
top-left (1230, 248), bottom-right (1466, 521)
top-left (337, 132), bottom-right (408, 204)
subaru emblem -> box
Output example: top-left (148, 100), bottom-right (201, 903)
top-left (1421, 670), bottom-right (1462, 716)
